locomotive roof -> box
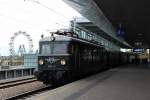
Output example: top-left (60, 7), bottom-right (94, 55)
top-left (40, 35), bottom-right (72, 42)
top-left (40, 35), bottom-right (104, 48)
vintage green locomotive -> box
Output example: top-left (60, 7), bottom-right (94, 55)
top-left (35, 31), bottom-right (128, 85)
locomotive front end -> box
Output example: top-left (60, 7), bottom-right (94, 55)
top-left (35, 35), bottom-right (72, 84)
top-left (36, 55), bottom-right (70, 84)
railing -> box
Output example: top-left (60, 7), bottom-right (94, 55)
top-left (71, 18), bottom-right (121, 51)
top-left (72, 25), bottom-right (120, 51)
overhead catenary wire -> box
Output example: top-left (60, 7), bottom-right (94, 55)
top-left (24, 0), bottom-right (71, 20)
top-left (24, 0), bottom-right (74, 32)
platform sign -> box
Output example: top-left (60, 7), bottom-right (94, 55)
top-left (133, 48), bottom-right (145, 53)
top-left (116, 24), bottom-right (125, 37)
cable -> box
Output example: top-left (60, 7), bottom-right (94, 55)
top-left (25, 0), bottom-right (70, 20)
top-left (24, 0), bottom-right (74, 32)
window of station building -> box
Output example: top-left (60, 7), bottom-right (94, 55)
top-left (79, 30), bottom-right (83, 38)
top-left (93, 35), bottom-right (97, 41)
top-left (81, 31), bottom-right (86, 39)
top-left (75, 28), bottom-right (81, 38)
top-left (87, 34), bottom-right (92, 41)
top-left (94, 36), bottom-right (97, 42)
top-left (78, 31), bottom-right (82, 38)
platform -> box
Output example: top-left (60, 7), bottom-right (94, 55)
top-left (27, 64), bottom-right (150, 100)
top-left (0, 67), bottom-right (35, 80)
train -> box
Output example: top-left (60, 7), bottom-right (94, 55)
top-left (34, 31), bottom-right (129, 85)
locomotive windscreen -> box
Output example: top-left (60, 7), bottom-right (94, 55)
top-left (40, 42), bottom-right (68, 54)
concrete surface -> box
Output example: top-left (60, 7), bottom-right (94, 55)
top-left (27, 64), bottom-right (150, 100)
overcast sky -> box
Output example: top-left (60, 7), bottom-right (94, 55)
top-left (0, 0), bottom-right (82, 56)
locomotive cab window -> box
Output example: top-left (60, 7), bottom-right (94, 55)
top-left (40, 42), bottom-right (69, 54)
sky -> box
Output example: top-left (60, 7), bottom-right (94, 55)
top-left (0, 0), bottom-right (82, 56)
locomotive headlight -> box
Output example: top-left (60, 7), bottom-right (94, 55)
top-left (60, 59), bottom-right (66, 65)
top-left (39, 59), bottom-right (44, 65)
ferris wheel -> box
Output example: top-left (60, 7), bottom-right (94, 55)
top-left (9, 31), bottom-right (33, 56)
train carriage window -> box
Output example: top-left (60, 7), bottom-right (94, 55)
top-left (93, 49), bottom-right (98, 61)
top-left (88, 49), bottom-right (92, 61)
top-left (80, 47), bottom-right (88, 61)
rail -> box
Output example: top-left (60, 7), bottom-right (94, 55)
top-left (0, 77), bottom-right (37, 89)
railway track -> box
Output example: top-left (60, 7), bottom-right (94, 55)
top-left (0, 77), bottom-right (37, 89)
top-left (0, 77), bottom-right (51, 100)
top-left (6, 84), bottom-right (52, 100)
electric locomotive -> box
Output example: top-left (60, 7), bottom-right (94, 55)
top-left (35, 31), bottom-right (110, 84)
top-left (35, 31), bottom-right (128, 85)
